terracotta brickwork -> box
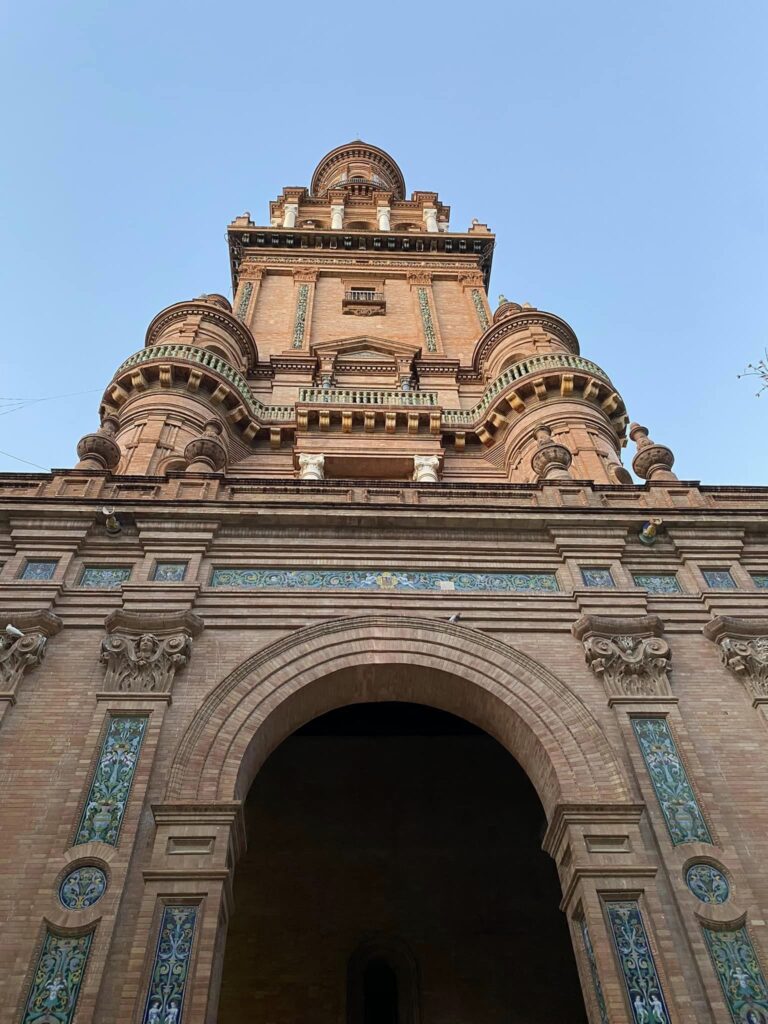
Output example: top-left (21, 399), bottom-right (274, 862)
top-left (1, 142), bottom-right (768, 1024)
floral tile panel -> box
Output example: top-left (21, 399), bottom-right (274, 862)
top-left (209, 568), bottom-right (560, 592)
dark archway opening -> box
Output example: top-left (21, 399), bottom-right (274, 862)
top-left (218, 701), bottom-right (587, 1024)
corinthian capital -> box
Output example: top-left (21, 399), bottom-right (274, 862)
top-left (703, 617), bottom-right (768, 701)
top-left (100, 610), bottom-right (203, 696)
top-left (573, 614), bottom-right (671, 699)
top-left (0, 610), bottom-right (62, 702)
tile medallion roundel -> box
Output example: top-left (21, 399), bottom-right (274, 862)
top-left (685, 863), bottom-right (730, 904)
top-left (59, 865), bottom-right (107, 909)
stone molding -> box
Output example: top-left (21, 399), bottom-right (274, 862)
top-left (0, 610), bottom-right (62, 702)
top-left (100, 610), bottom-right (203, 695)
top-left (703, 616), bottom-right (768, 702)
top-left (573, 614), bottom-right (671, 699)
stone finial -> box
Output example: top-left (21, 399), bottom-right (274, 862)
top-left (413, 455), bottom-right (441, 483)
top-left (100, 610), bottom-right (203, 695)
top-left (629, 423), bottom-right (678, 481)
top-left (0, 611), bottom-right (62, 702)
top-left (298, 453), bottom-right (325, 480)
top-left (183, 419), bottom-right (227, 474)
top-left (530, 425), bottom-right (572, 481)
top-left (703, 617), bottom-right (768, 701)
top-left (75, 415), bottom-right (121, 471)
top-left (573, 614), bottom-right (671, 699)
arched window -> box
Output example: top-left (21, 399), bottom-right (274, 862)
top-left (348, 939), bottom-right (418, 1024)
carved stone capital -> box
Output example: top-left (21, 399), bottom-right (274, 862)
top-left (0, 610), bottom-right (62, 701)
top-left (703, 616), bottom-right (768, 700)
top-left (573, 614), bottom-right (671, 698)
top-left (413, 455), bottom-right (441, 483)
top-left (101, 610), bottom-right (203, 694)
top-left (298, 453), bottom-right (325, 480)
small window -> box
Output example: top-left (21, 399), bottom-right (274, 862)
top-left (580, 567), bottom-right (615, 588)
top-left (751, 573), bottom-right (768, 590)
top-left (701, 568), bottom-right (736, 590)
top-left (20, 560), bottom-right (58, 581)
top-left (350, 289), bottom-right (376, 301)
top-left (80, 566), bottom-right (132, 589)
top-left (153, 561), bottom-right (188, 583)
top-left (632, 573), bottom-right (682, 594)
top-left (348, 940), bottom-right (417, 1024)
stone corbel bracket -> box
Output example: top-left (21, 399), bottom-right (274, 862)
top-left (572, 614), bottom-right (672, 703)
top-left (703, 616), bottom-right (768, 705)
top-left (0, 610), bottom-right (63, 705)
top-left (100, 609), bottom-right (204, 697)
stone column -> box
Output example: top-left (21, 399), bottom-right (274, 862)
top-left (413, 455), bottom-right (440, 483)
top-left (423, 207), bottom-right (439, 233)
top-left (282, 202), bottom-right (298, 228)
top-left (298, 453), bottom-right (325, 480)
top-left (116, 801), bottom-right (244, 1024)
top-left (573, 613), bottom-right (765, 1022)
top-left (59, 610), bottom-right (203, 1021)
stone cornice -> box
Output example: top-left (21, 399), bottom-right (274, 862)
top-left (105, 609), bottom-right (204, 637)
top-left (0, 609), bottom-right (63, 638)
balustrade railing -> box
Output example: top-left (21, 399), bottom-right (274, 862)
top-left (443, 353), bottom-right (613, 425)
top-left (114, 345), bottom-right (293, 421)
top-left (299, 388), bottom-right (437, 407)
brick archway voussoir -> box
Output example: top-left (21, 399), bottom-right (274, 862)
top-left (167, 616), bottom-right (628, 818)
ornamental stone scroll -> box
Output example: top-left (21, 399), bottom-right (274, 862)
top-left (0, 610), bottom-right (62, 705)
top-left (703, 616), bottom-right (768, 702)
top-left (100, 609), bottom-right (203, 695)
top-left (572, 614), bottom-right (671, 700)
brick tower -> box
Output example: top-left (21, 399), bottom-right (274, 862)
top-left (2, 142), bottom-right (768, 1024)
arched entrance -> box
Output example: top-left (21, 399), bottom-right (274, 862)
top-left (138, 617), bottom-right (642, 1024)
top-left (216, 697), bottom-right (588, 1023)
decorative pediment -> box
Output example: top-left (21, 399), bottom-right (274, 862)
top-left (311, 336), bottom-right (421, 364)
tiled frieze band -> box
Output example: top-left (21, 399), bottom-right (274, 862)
top-left (702, 925), bottom-right (768, 1023)
top-left (141, 905), bottom-right (198, 1024)
top-left (632, 717), bottom-right (712, 845)
top-left (74, 715), bottom-right (147, 846)
top-left (209, 568), bottom-right (559, 592)
top-left (20, 929), bottom-right (93, 1024)
top-left (605, 901), bottom-right (671, 1024)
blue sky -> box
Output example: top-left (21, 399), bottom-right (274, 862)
top-left (1, 2), bottom-right (766, 482)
